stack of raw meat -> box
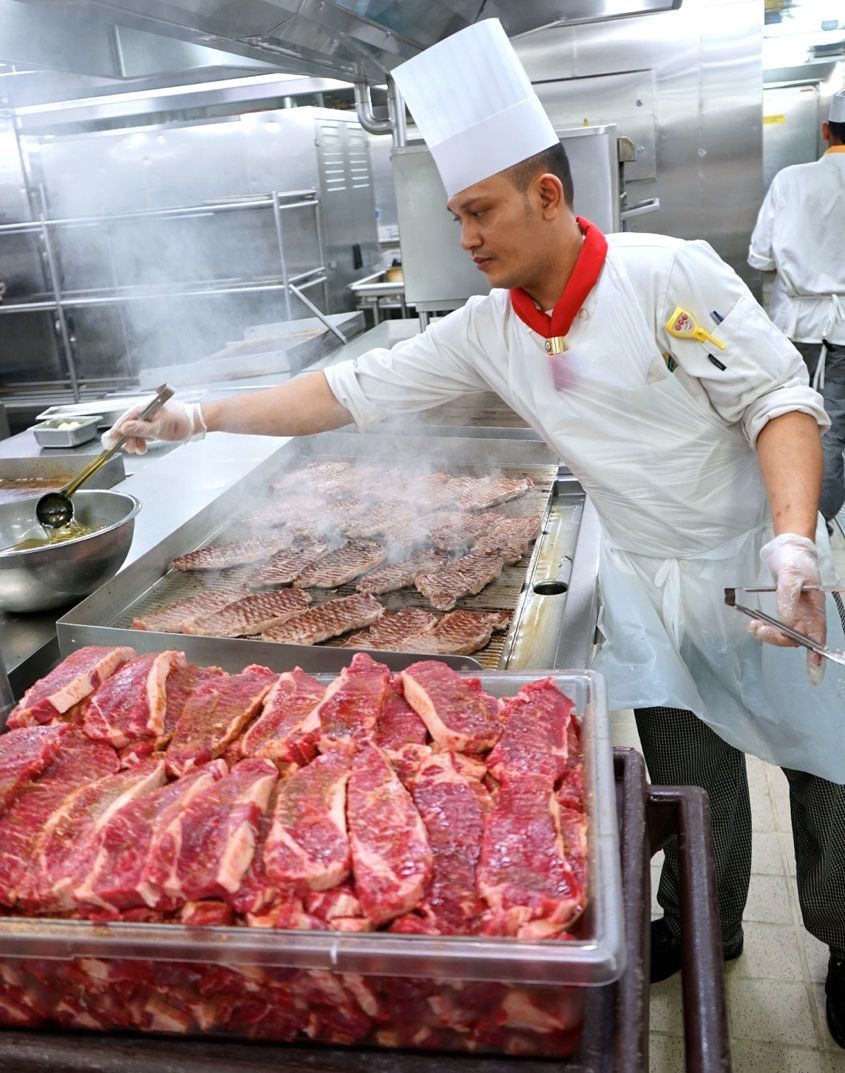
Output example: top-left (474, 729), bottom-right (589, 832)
top-left (0, 645), bottom-right (590, 1055)
top-left (132, 460), bottom-right (543, 654)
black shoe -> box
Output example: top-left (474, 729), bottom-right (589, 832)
top-left (826, 955), bottom-right (845, 1048)
top-left (649, 918), bottom-right (744, 983)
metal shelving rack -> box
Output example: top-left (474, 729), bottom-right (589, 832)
top-left (0, 187), bottom-right (345, 403)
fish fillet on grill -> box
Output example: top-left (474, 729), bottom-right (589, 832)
top-left (261, 593), bottom-right (384, 645)
top-left (342, 608), bottom-right (439, 650)
top-left (293, 540), bottom-right (388, 589)
top-left (182, 589), bottom-right (312, 637)
top-left (396, 610), bottom-right (511, 656)
top-left (415, 554), bottom-right (506, 611)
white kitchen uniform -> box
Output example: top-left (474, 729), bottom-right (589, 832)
top-left (326, 233), bottom-right (845, 781)
top-left (748, 148), bottom-right (845, 345)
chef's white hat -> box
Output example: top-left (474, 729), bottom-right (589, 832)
top-left (391, 19), bottom-right (558, 197)
top-left (830, 90), bottom-right (845, 123)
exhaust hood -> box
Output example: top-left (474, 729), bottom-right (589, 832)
top-left (6, 0), bottom-right (683, 85)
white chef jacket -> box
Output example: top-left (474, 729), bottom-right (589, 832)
top-left (325, 233), bottom-right (845, 781)
top-left (748, 148), bottom-right (845, 344)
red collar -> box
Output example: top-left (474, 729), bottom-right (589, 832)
top-left (509, 217), bottom-right (607, 344)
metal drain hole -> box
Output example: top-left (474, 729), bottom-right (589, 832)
top-left (533, 580), bottom-right (568, 596)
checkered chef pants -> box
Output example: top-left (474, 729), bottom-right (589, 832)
top-left (635, 705), bottom-right (845, 958)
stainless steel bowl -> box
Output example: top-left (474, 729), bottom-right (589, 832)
top-left (0, 489), bottom-right (140, 613)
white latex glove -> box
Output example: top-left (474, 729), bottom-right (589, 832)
top-left (101, 400), bottom-right (207, 455)
top-left (747, 532), bottom-right (826, 686)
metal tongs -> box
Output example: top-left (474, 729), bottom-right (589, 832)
top-left (724, 586), bottom-right (845, 667)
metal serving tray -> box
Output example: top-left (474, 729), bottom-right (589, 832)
top-left (0, 669), bottom-right (620, 985)
top-left (31, 416), bottom-right (101, 448)
top-left (58, 433), bottom-right (600, 673)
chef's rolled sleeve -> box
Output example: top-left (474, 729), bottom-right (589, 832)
top-left (659, 240), bottom-right (829, 444)
top-left (747, 183), bottom-right (777, 271)
top-left (323, 304), bottom-right (490, 431)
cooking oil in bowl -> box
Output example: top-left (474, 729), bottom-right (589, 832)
top-left (0, 518), bottom-right (97, 554)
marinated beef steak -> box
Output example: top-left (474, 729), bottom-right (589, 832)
top-left (132, 589), bottom-right (247, 633)
top-left (355, 551), bottom-right (448, 596)
top-left (341, 607), bottom-right (438, 650)
top-left (422, 511), bottom-right (496, 554)
top-left (477, 774), bottom-right (584, 938)
top-left (396, 610), bottom-right (511, 656)
top-left (471, 513), bottom-right (542, 564)
top-left (374, 676), bottom-right (428, 752)
top-left (415, 553), bottom-right (506, 611)
top-left (449, 475), bottom-right (534, 511)
top-left (239, 668), bottom-right (326, 768)
top-left (165, 669), bottom-right (277, 778)
top-left (0, 725), bottom-right (73, 816)
top-left (181, 588), bottom-right (311, 638)
top-left (246, 539), bottom-right (330, 589)
top-left (263, 750), bottom-right (352, 894)
top-left (162, 664), bottom-right (227, 739)
top-left (341, 500), bottom-right (419, 541)
top-left (7, 646), bottom-right (135, 729)
top-left (84, 650), bottom-right (186, 748)
top-left (487, 678), bottom-right (575, 787)
top-left (293, 540), bottom-right (388, 589)
top-left (171, 539), bottom-right (282, 573)
top-left (260, 593), bottom-right (384, 646)
top-left (401, 661), bottom-right (503, 754)
top-left (347, 745), bottom-right (433, 926)
top-left (309, 651), bottom-right (391, 753)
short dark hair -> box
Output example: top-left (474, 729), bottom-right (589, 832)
top-left (503, 141), bottom-right (574, 207)
top-left (830, 119), bottom-right (845, 143)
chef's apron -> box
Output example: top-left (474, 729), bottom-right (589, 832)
top-left (517, 254), bottom-right (845, 781)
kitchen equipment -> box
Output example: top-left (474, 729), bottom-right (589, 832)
top-left (724, 587), bottom-right (845, 667)
top-left (35, 385), bottom-right (172, 530)
top-left (0, 490), bottom-right (140, 613)
top-left (0, 457), bottom-right (125, 506)
top-left (31, 416), bottom-right (102, 449)
top-left (0, 664), bottom-right (621, 1058)
top-left (58, 433), bottom-right (600, 673)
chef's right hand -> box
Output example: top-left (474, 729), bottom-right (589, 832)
top-left (101, 400), bottom-right (207, 455)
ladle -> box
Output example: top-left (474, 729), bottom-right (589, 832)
top-left (35, 384), bottom-right (174, 530)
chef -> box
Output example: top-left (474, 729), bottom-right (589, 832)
top-left (105, 19), bottom-right (845, 1040)
top-left (748, 88), bottom-right (845, 529)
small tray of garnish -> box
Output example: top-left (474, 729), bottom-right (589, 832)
top-left (32, 416), bottom-right (102, 448)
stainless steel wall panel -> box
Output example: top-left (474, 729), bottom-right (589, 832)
top-left (763, 84), bottom-right (821, 190)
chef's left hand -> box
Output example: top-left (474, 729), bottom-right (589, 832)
top-left (748, 532), bottom-right (826, 685)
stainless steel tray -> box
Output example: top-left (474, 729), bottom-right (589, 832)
top-left (0, 456), bottom-right (125, 504)
top-left (58, 434), bottom-right (600, 673)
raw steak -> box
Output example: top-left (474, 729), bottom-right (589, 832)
top-left (374, 676), bottom-right (429, 752)
top-left (422, 511), bottom-right (497, 553)
top-left (309, 651), bottom-right (391, 752)
top-left (400, 660), bottom-right (503, 753)
top-left (227, 786), bottom-right (279, 916)
top-left (246, 540), bottom-right (329, 589)
top-left (404, 751), bottom-right (492, 933)
top-left (477, 774), bottom-right (584, 938)
top-left (83, 650), bottom-right (186, 748)
top-left (449, 475), bottom-right (534, 511)
top-left (293, 540), bottom-right (388, 588)
top-left (397, 610), bottom-right (511, 656)
top-left (0, 730), bottom-right (119, 907)
top-left (21, 758), bottom-right (167, 914)
top-left (7, 646), bottom-right (135, 729)
top-left (239, 668), bottom-right (326, 769)
top-left (260, 593), bottom-right (384, 646)
top-left (487, 678), bottom-right (575, 786)
top-left (263, 750), bottom-right (351, 893)
top-left (347, 744), bottom-right (432, 926)
top-left (304, 881), bottom-right (373, 932)
top-left (415, 553), bottom-right (506, 611)
top-left (132, 588), bottom-right (247, 632)
top-left (182, 588), bottom-right (311, 637)
top-left (149, 758), bottom-right (277, 902)
top-left (0, 724), bottom-right (72, 816)
top-left (166, 670), bottom-right (277, 777)
top-left (162, 664), bottom-right (227, 739)
top-left (341, 607), bottom-right (438, 650)
top-left (355, 551), bottom-right (448, 595)
top-left (471, 513), bottom-right (542, 564)
top-left (75, 762), bottom-right (228, 915)
top-left (171, 539), bottom-right (282, 572)
top-left (557, 718), bottom-right (585, 811)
